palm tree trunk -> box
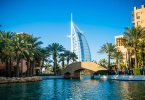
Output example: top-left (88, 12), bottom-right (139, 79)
top-left (116, 58), bottom-right (118, 68)
top-left (6, 59), bottom-right (9, 77)
top-left (127, 51), bottom-right (131, 68)
top-left (73, 58), bottom-right (74, 62)
top-left (108, 55), bottom-right (110, 67)
top-left (142, 53), bottom-right (145, 65)
top-left (54, 61), bottom-right (56, 75)
top-left (21, 60), bottom-right (23, 77)
top-left (16, 58), bottom-right (20, 77)
top-left (62, 61), bottom-right (64, 69)
top-left (9, 58), bottom-right (12, 77)
top-left (41, 58), bottom-right (44, 74)
top-left (30, 61), bottom-right (33, 77)
top-left (32, 60), bottom-right (35, 76)
top-left (67, 59), bottom-right (69, 66)
top-left (26, 60), bottom-right (30, 77)
top-left (134, 48), bottom-right (138, 68)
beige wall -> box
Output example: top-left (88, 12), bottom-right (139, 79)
top-left (132, 5), bottom-right (145, 27)
top-left (115, 35), bottom-right (128, 64)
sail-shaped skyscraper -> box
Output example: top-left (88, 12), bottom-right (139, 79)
top-left (69, 14), bottom-right (91, 62)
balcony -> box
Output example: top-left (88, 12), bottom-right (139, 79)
top-left (132, 20), bottom-right (135, 24)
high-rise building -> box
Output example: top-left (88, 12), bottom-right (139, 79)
top-left (69, 14), bottom-right (91, 62)
top-left (132, 5), bottom-right (145, 27)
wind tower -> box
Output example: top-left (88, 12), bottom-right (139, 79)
top-left (69, 13), bottom-right (91, 62)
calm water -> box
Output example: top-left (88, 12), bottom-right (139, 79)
top-left (0, 77), bottom-right (145, 100)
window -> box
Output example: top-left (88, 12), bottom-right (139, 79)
top-left (137, 16), bottom-right (140, 19)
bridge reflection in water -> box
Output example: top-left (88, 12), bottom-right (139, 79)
top-left (61, 62), bottom-right (107, 79)
top-left (80, 75), bottom-right (92, 80)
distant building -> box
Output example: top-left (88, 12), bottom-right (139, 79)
top-left (16, 32), bottom-right (29, 35)
top-left (68, 14), bottom-right (91, 62)
top-left (114, 35), bottom-right (127, 63)
top-left (132, 5), bottom-right (145, 27)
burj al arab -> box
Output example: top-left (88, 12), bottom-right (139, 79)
top-left (68, 14), bottom-right (91, 62)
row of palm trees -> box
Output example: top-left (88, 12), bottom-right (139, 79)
top-left (99, 26), bottom-right (145, 69)
top-left (0, 31), bottom-right (78, 77)
top-left (46, 43), bottom-right (78, 75)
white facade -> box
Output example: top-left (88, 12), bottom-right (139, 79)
top-left (69, 14), bottom-right (91, 62)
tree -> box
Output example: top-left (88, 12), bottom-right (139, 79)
top-left (98, 42), bottom-right (116, 67)
top-left (25, 36), bottom-right (43, 76)
top-left (59, 53), bottom-right (65, 70)
top-left (12, 34), bottom-right (29, 77)
top-left (99, 58), bottom-right (108, 67)
top-left (39, 47), bottom-right (50, 73)
top-left (64, 50), bottom-right (72, 65)
top-left (137, 40), bottom-right (145, 66)
top-left (123, 26), bottom-right (145, 68)
top-left (70, 52), bottom-right (78, 62)
top-left (46, 43), bottom-right (65, 75)
top-left (112, 50), bottom-right (123, 68)
top-left (0, 31), bottom-right (14, 77)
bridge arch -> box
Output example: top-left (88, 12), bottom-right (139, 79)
top-left (62, 62), bottom-right (107, 78)
top-left (64, 72), bottom-right (72, 78)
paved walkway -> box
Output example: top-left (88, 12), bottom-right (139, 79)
top-left (94, 75), bottom-right (145, 81)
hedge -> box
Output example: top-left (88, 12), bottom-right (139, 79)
top-left (96, 70), bottom-right (108, 75)
top-left (133, 68), bottom-right (141, 75)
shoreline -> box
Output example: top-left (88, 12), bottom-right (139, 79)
top-left (1, 75), bottom-right (145, 84)
top-left (0, 76), bottom-right (42, 84)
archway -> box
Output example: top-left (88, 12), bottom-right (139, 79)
top-left (64, 72), bottom-right (71, 79)
top-left (74, 69), bottom-right (94, 79)
top-left (74, 69), bottom-right (83, 78)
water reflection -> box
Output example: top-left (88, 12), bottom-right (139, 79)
top-left (0, 79), bottom-right (145, 100)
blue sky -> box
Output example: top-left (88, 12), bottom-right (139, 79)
top-left (0, 0), bottom-right (145, 62)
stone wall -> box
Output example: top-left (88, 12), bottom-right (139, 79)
top-left (0, 76), bottom-right (42, 84)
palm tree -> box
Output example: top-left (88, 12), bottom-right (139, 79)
top-left (99, 58), bottom-right (108, 66)
top-left (137, 40), bottom-right (145, 66)
top-left (0, 31), bottom-right (14, 77)
top-left (59, 53), bottom-right (65, 69)
top-left (25, 36), bottom-right (43, 76)
top-left (38, 47), bottom-right (50, 73)
top-left (12, 34), bottom-right (29, 77)
top-left (123, 26), bottom-right (145, 68)
top-left (46, 43), bottom-right (65, 75)
top-left (70, 52), bottom-right (78, 62)
top-left (98, 42), bottom-right (116, 67)
top-left (112, 51), bottom-right (123, 68)
top-left (64, 50), bottom-right (72, 65)
top-left (121, 36), bottom-right (134, 68)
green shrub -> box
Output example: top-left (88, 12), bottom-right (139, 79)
top-left (96, 70), bottom-right (108, 75)
top-left (133, 68), bottom-right (141, 75)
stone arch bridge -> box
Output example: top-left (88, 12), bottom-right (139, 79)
top-left (61, 62), bottom-right (107, 78)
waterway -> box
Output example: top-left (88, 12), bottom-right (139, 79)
top-left (0, 76), bottom-right (145, 100)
